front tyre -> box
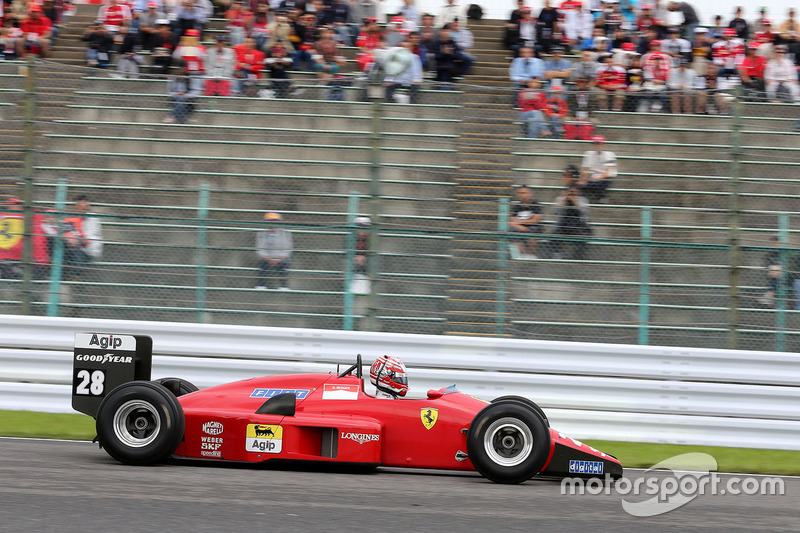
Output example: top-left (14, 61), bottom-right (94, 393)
top-left (96, 381), bottom-right (185, 466)
top-left (466, 403), bottom-right (550, 484)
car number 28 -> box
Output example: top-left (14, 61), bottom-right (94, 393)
top-left (75, 369), bottom-right (106, 396)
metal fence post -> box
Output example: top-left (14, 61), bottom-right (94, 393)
top-left (638, 207), bottom-right (652, 345)
top-left (20, 55), bottom-right (37, 314)
top-left (727, 85), bottom-right (744, 350)
top-left (343, 193), bottom-right (360, 331)
top-left (46, 179), bottom-right (68, 317)
top-left (775, 213), bottom-right (789, 351)
top-left (196, 184), bottom-right (210, 323)
top-left (365, 81), bottom-right (383, 332)
top-left (496, 198), bottom-right (510, 336)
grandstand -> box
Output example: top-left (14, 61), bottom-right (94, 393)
top-left (1, 5), bottom-right (799, 352)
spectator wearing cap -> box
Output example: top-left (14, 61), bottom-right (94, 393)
top-left (19, 4), bottom-right (53, 58)
top-left (712, 27), bottom-right (744, 78)
top-left (736, 42), bottom-right (766, 96)
top-left (668, 58), bottom-right (698, 113)
top-left (753, 7), bottom-right (770, 34)
top-left (543, 45), bottom-right (571, 90)
top-left (138, 1), bottom-right (166, 51)
top-left (661, 26), bottom-right (692, 68)
top-left (509, 185), bottom-right (543, 258)
top-left (173, 28), bottom-right (206, 75)
top-left (753, 19), bottom-right (777, 50)
top-left (579, 135), bottom-right (617, 204)
top-left (205, 35), bottom-right (235, 96)
top-left (765, 45), bottom-right (800, 104)
top-left (595, 54), bottom-right (627, 112)
top-left (83, 20), bottom-right (114, 67)
top-left (690, 26), bottom-right (713, 75)
top-left (728, 6), bottom-right (750, 40)
top-left (255, 212), bottom-right (292, 291)
top-left (350, 216), bottom-right (371, 294)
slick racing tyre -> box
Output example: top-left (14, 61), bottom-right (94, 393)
top-left (153, 377), bottom-right (199, 397)
top-left (467, 403), bottom-right (550, 484)
top-left (491, 396), bottom-right (549, 427)
top-left (96, 381), bottom-right (185, 466)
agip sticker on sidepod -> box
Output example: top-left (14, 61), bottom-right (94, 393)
top-left (245, 424), bottom-right (283, 453)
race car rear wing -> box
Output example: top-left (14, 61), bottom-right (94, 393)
top-left (71, 333), bottom-right (153, 418)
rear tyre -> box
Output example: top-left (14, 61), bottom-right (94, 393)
top-left (153, 377), bottom-right (199, 397)
top-left (96, 381), bottom-right (185, 466)
top-left (491, 396), bottom-right (549, 427)
top-left (467, 403), bottom-right (550, 484)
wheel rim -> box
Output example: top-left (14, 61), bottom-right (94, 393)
top-left (483, 417), bottom-right (533, 467)
top-left (112, 400), bottom-right (161, 448)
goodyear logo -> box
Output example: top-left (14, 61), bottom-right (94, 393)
top-left (250, 388), bottom-right (310, 399)
top-left (568, 460), bottom-right (604, 475)
top-left (245, 424), bottom-right (283, 454)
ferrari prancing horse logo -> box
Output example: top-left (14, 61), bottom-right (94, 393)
top-left (420, 408), bottom-right (438, 430)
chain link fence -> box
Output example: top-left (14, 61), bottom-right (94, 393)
top-left (1, 56), bottom-right (799, 351)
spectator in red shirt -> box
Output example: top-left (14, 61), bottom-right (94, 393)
top-left (233, 36), bottom-right (265, 94)
top-left (173, 28), bottom-right (206, 75)
top-left (595, 54), bottom-right (627, 111)
top-left (97, 0), bottom-right (132, 33)
top-left (19, 4), bottom-right (52, 58)
top-left (517, 77), bottom-right (547, 138)
top-left (737, 43), bottom-right (766, 95)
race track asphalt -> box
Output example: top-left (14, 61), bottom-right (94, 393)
top-left (0, 438), bottom-right (796, 532)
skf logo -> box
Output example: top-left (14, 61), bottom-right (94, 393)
top-left (245, 424), bottom-right (283, 454)
top-left (202, 421), bottom-right (223, 435)
top-left (88, 334), bottom-right (123, 350)
top-left (420, 408), bottom-right (438, 430)
top-left (340, 432), bottom-right (380, 444)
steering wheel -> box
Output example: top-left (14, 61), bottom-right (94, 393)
top-left (337, 353), bottom-right (363, 379)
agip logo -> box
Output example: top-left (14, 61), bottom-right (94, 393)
top-left (245, 424), bottom-right (283, 454)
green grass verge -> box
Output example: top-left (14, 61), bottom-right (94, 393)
top-left (2, 411), bottom-right (798, 475)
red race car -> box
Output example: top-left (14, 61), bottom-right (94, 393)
top-left (72, 333), bottom-right (622, 484)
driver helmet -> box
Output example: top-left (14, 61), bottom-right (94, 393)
top-left (369, 355), bottom-right (408, 397)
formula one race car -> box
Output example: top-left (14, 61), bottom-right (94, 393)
top-left (71, 333), bottom-right (622, 484)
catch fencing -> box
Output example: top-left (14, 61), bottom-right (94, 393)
top-left (2, 314), bottom-right (800, 450)
top-left (1, 57), bottom-right (799, 351)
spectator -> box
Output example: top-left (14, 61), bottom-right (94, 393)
top-left (579, 134), bottom-right (617, 204)
top-left (205, 35), bottom-right (235, 96)
top-left (509, 185), bottom-right (543, 257)
top-left (175, 0), bottom-right (207, 41)
top-left (508, 0), bottom-right (527, 27)
top-left (765, 45), bottom-right (800, 104)
top-left (98, 0), bottom-right (132, 34)
top-left (350, 216), bottom-right (370, 294)
top-left (642, 52), bottom-right (671, 112)
top-left (736, 42), bottom-right (766, 98)
top-left (384, 16), bottom-right (406, 47)
top-left (595, 54), bottom-right (627, 112)
top-left (114, 25), bottom-right (142, 78)
top-left (398, 0), bottom-right (421, 26)
top-left (560, 0), bottom-right (593, 49)
top-left (712, 27), bottom-right (744, 78)
top-left (83, 20), bottom-right (113, 67)
top-left (695, 64), bottom-right (731, 115)
top-left (753, 7), bottom-right (770, 34)
top-left (543, 45), bottom-right (571, 89)
top-left (165, 62), bottom-right (202, 123)
top-left (329, 0), bottom-right (353, 45)
top-left (384, 38), bottom-right (423, 103)
top-left (661, 26), bottom-right (692, 68)
top-left (265, 11), bottom-right (295, 55)
top-left (19, 4), bottom-right (52, 58)
top-left (565, 76), bottom-right (598, 139)
top-left (267, 42), bottom-right (298, 98)
top-left (150, 20), bottom-right (175, 75)
top-left (313, 28), bottom-right (346, 81)
top-left (506, 7), bottom-right (535, 57)
top-left (225, 0), bottom-right (253, 46)
top-left (708, 14), bottom-right (726, 40)
top-left (436, 0), bottom-right (465, 29)
top-left (233, 36), bottom-right (266, 94)
top-left (728, 6), bottom-right (750, 40)
top-left (255, 212), bottom-right (292, 291)
top-left (517, 76), bottom-right (547, 138)
top-left (2, 19), bottom-right (23, 61)
top-left (551, 186), bottom-right (591, 260)
top-left (561, 164), bottom-right (581, 188)
top-left (668, 58), bottom-right (697, 113)
top-left (61, 195), bottom-right (103, 281)
top-left (434, 27), bottom-right (462, 88)
top-left (250, 4), bottom-right (274, 51)
top-left (571, 49), bottom-right (598, 87)
top-left (778, 9), bottom-right (799, 42)
top-left (449, 18), bottom-right (473, 74)
top-left (667, 1), bottom-right (699, 38)
top-left (634, 4), bottom-right (663, 36)
top-left (759, 234), bottom-right (784, 308)
top-left (625, 54), bottom-right (646, 112)
top-left (536, 0), bottom-right (559, 53)
top-left (509, 46), bottom-right (544, 99)
top-left (138, 2), bottom-right (166, 51)
top-left (173, 28), bottom-right (207, 75)
top-left (542, 86), bottom-right (568, 138)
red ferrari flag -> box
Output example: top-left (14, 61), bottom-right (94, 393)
top-left (0, 212), bottom-right (50, 263)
